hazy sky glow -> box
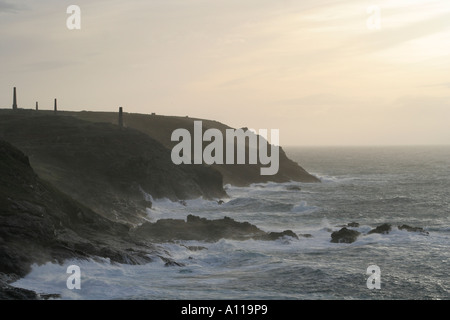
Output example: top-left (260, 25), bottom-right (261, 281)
top-left (1, 0), bottom-right (449, 146)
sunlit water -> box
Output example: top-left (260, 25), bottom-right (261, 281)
top-left (12, 146), bottom-right (450, 299)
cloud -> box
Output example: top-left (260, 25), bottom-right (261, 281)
top-left (343, 11), bottom-right (450, 55)
top-left (0, 0), bottom-right (21, 13)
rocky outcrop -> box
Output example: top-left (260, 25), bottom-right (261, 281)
top-left (286, 186), bottom-right (302, 191)
top-left (330, 222), bottom-right (430, 243)
top-left (398, 225), bottom-right (429, 235)
top-left (330, 228), bottom-right (361, 243)
top-left (132, 214), bottom-right (300, 242)
top-left (0, 139), bottom-right (156, 283)
top-left (263, 230), bottom-right (299, 241)
top-left (368, 223), bottom-right (392, 235)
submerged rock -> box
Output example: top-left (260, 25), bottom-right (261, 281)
top-left (298, 233), bottom-right (313, 238)
top-left (159, 256), bottom-right (185, 267)
top-left (330, 228), bottom-right (361, 243)
top-left (347, 222), bottom-right (360, 228)
top-left (337, 222), bottom-right (360, 228)
top-left (398, 225), bottom-right (429, 235)
top-left (181, 245), bottom-right (208, 251)
top-left (262, 230), bottom-right (299, 241)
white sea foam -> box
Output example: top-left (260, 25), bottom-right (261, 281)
top-left (291, 200), bottom-right (318, 214)
top-left (310, 174), bottom-right (357, 184)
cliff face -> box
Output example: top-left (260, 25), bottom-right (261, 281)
top-left (58, 111), bottom-right (320, 186)
top-left (0, 111), bottom-right (227, 225)
top-left (0, 139), bottom-right (154, 280)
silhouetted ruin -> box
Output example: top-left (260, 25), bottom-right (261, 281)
top-left (54, 99), bottom-right (57, 113)
top-left (12, 87), bottom-right (17, 110)
top-left (119, 107), bottom-right (123, 128)
top-left (36, 101), bottom-right (38, 111)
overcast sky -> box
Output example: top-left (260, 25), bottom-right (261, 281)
top-left (1, 0), bottom-right (449, 146)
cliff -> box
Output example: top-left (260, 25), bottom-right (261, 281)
top-left (0, 139), bottom-right (155, 281)
top-left (0, 110), bottom-right (227, 225)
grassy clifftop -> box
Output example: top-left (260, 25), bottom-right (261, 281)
top-left (57, 110), bottom-right (320, 186)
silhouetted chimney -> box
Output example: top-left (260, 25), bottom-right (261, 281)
top-left (12, 87), bottom-right (17, 110)
top-left (36, 101), bottom-right (38, 111)
top-left (119, 107), bottom-right (123, 128)
top-left (54, 99), bottom-right (57, 113)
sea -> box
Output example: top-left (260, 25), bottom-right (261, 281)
top-left (11, 146), bottom-right (450, 300)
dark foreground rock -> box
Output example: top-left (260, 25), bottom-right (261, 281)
top-left (0, 140), bottom-right (157, 297)
top-left (132, 215), bottom-right (299, 242)
top-left (330, 228), bottom-right (361, 243)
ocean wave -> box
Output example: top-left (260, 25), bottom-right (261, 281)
top-left (311, 174), bottom-right (357, 184)
top-left (224, 197), bottom-right (293, 212)
top-left (145, 196), bottom-right (223, 221)
top-left (290, 200), bottom-right (318, 214)
top-left (380, 196), bottom-right (414, 203)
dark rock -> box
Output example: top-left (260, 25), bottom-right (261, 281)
top-left (217, 200), bottom-right (224, 205)
top-left (368, 223), bottom-right (392, 235)
top-left (39, 293), bottom-right (62, 300)
top-left (133, 215), bottom-right (299, 242)
top-left (347, 222), bottom-right (359, 228)
top-left (179, 200), bottom-right (187, 207)
top-left (182, 245), bottom-right (207, 251)
top-left (398, 225), bottom-right (429, 235)
top-left (337, 222), bottom-right (360, 228)
top-left (331, 228), bottom-right (361, 243)
top-left (0, 283), bottom-right (40, 300)
top-left (0, 139), bottom-right (157, 285)
top-left (140, 200), bottom-right (152, 209)
top-left (262, 230), bottom-right (299, 241)
top-left (298, 234), bottom-right (313, 238)
top-left (159, 256), bottom-right (185, 267)
top-left (286, 186), bottom-right (302, 191)
top-left (0, 273), bottom-right (60, 300)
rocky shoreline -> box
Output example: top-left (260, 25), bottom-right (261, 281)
top-left (0, 135), bottom-right (307, 299)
